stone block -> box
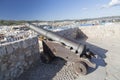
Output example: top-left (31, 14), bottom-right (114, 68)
top-left (22, 61), bottom-right (28, 68)
top-left (4, 72), bottom-right (10, 80)
top-left (12, 42), bottom-right (21, 50)
top-left (10, 68), bottom-right (18, 78)
top-left (19, 55), bottom-right (25, 61)
top-left (25, 50), bottom-right (32, 57)
top-left (0, 73), bottom-right (4, 80)
top-left (21, 41), bottom-right (28, 49)
top-left (6, 44), bottom-right (13, 54)
top-left (23, 61), bottom-right (29, 70)
top-left (15, 65), bottom-right (24, 77)
top-left (28, 60), bottom-right (33, 65)
top-left (15, 62), bottom-right (22, 68)
top-left (31, 37), bottom-right (38, 45)
top-left (2, 55), bottom-right (9, 63)
top-left (0, 59), bottom-right (1, 63)
top-left (1, 63), bottom-right (7, 72)
top-left (35, 53), bottom-right (40, 60)
top-left (9, 54), bottom-right (17, 62)
top-left (0, 46), bottom-right (6, 57)
top-left (26, 38), bottom-right (32, 46)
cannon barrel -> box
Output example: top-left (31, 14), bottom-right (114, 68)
top-left (25, 23), bottom-right (86, 55)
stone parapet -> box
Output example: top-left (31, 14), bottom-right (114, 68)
top-left (0, 36), bottom-right (40, 80)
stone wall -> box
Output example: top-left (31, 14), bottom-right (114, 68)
top-left (56, 28), bottom-right (87, 40)
top-left (0, 36), bottom-right (40, 80)
top-left (79, 23), bottom-right (120, 40)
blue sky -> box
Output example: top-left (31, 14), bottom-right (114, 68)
top-left (0, 0), bottom-right (120, 20)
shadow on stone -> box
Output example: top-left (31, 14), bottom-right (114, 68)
top-left (56, 27), bottom-right (88, 41)
top-left (16, 57), bottom-right (66, 80)
top-left (81, 42), bottom-right (108, 74)
top-left (87, 55), bottom-right (107, 74)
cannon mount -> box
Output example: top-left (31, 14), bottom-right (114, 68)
top-left (26, 23), bottom-right (97, 75)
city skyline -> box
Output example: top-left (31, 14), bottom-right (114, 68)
top-left (0, 0), bottom-right (120, 21)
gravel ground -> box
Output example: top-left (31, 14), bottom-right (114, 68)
top-left (16, 57), bottom-right (80, 80)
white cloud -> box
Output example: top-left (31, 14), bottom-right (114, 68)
top-left (82, 8), bottom-right (88, 10)
top-left (109, 0), bottom-right (120, 6)
top-left (102, 0), bottom-right (120, 8)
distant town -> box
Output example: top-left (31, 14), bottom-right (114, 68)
top-left (0, 16), bottom-right (120, 26)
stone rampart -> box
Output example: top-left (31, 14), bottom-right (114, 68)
top-left (0, 36), bottom-right (40, 80)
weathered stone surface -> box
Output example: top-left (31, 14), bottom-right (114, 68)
top-left (9, 55), bottom-right (17, 62)
top-left (4, 71), bottom-right (10, 80)
top-left (26, 38), bottom-right (33, 46)
top-left (21, 41), bottom-right (28, 49)
top-left (0, 73), bottom-right (4, 80)
top-left (6, 44), bottom-right (13, 54)
top-left (22, 61), bottom-right (28, 68)
top-left (12, 42), bottom-right (21, 50)
top-left (25, 50), bottom-right (32, 57)
top-left (56, 28), bottom-right (85, 40)
top-left (10, 67), bottom-right (18, 78)
top-left (2, 55), bottom-right (9, 63)
top-left (1, 63), bottom-right (7, 72)
top-left (19, 55), bottom-right (25, 60)
top-left (0, 36), bottom-right (40, 80)
top-left (0, 46), bottom-right (6, 57)
top-left (33, 45), bottom-right (40, 53)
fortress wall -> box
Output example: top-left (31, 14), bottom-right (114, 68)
top-left (79, 23), bottom-right (120, 40)
top-left (56, 28), bottom-right (80, 39)
top-left (0, 36), bottom-right (40, 80)
top-left (55, 23), bottom-right (120, 42)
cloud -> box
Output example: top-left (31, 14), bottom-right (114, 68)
top-left (102, 0), bottom-right (120, 8)
top-left (109, 0), bottom-right (120, 6)
top-left (82, 8), bottom-right (88, 10)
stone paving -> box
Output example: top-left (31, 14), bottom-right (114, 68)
top-left (78, 39), bottom-right (120, 80)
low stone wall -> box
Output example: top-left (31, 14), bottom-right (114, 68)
top-left (79, 23), bottom-right (120, 40)
top-left (56, 28), bottom-right (87, 40)
top-left (0, 36), bottom-right (40, 80)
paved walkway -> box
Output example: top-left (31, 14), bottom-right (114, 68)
top-left (77, 39), bottom-right (120, 80)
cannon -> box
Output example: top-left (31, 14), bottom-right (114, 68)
top-left (25, 23), bottom-right (96, 75)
